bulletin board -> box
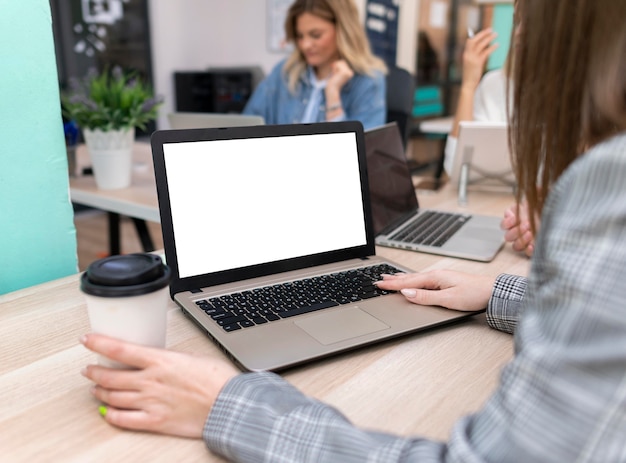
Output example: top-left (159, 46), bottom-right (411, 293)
top-left (365, 0), bottom-right (400, 67)
top-left (267, 0), bottom-right (294, 53)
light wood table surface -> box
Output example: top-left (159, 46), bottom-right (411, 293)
top-left (1, 185), bottom-right (529, 462)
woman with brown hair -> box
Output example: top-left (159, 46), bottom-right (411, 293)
top-left (445, 20), bottom-right (537, 257)
top-left (443, 27), bottom-right (503, 175)
top-left (242, 0), bottom-right (387, 129)
top-left (81, 1), bottom-right (626, 460)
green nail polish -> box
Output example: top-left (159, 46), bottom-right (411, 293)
top-left (98, 405), bottom-right (107, 417)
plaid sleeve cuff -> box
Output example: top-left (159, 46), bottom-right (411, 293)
top-left (486, 273), bottom-right (527, 334)
top-left (202, 372), bottom-right (443, 462)
top-left (203, 371), bottom-right (328, 461)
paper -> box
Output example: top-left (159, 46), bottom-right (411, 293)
top-left (429, 1), bottom-right (448, 29)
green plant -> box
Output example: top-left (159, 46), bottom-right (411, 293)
top-left (61, 66), bottom-right (163, 131)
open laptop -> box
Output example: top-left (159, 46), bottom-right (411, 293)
top-left (366, 122), bottom-right (504, 262)
top-left (151, 121), bottom-right (478, 372)
top-left (167, 112), bottom-right (264, 129)
top-left (449, 121), bottom-right (516, 198)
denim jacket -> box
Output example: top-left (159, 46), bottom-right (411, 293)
top-left (243, 59), bottom-right (386, 130)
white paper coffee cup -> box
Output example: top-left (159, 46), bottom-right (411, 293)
top-left (81, 253), bottom-right (172, 368)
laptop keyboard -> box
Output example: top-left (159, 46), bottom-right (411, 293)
top-left (388, 211), bottom-right (470, 247)
top-left (195, 263), bottom-right (402, 332)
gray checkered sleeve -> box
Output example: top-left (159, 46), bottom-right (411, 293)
top-left (486, 274), bottom-right (527, 334)
top-left (202, 134), bottom-right (626, 463)
top-left (204, 371), bottom-right (447, 462)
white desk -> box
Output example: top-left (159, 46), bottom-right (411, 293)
top-left (69, 142), bottom-right (160, 254)
top-left (418, 116), bottom-right (454, 134)
top-left (70, 142), bottom-right (160, 222)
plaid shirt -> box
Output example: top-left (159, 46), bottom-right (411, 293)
top-left (204, 133), bottom-right (626, 462)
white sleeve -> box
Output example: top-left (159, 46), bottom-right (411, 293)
top-left (444, 135), bottom-right (457, 175)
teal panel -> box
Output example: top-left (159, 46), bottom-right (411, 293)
top-left (487, 4), bottom-right (514, 71)
top-left (414, 86), bottom-right (442, 103)
top-left (412, 104), bottom-right (444, 118)
top-left (0, 0), bottom-right (78, 294)
top-left (413, 86), bottom-right (444, 118)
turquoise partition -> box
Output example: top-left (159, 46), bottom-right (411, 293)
top-left (487, 4), bottom-right (514, 71)
top-left (0, 0), bottom-right (78, 294)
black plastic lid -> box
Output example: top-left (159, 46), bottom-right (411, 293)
top-left (81, 253), bottom-right (171, 297)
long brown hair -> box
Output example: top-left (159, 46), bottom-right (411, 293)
top-left (508, 0), bottom-right (626, 233)
top-left (283, 0), bottom-right (387, 92)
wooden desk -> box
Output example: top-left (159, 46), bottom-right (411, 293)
top-left (69, 142), bottom-right (160, 255)
top-left (1, 187), bottom-right (529, 462)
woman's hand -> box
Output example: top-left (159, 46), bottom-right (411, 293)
top-left (461, 28), bottom-right (499, 91)
top-left (449, 28), bottom-right (499, 138)
top-left (325, 59), bottom-right (353, 117)
top-left (501, 202), bottom-right (536, 257)
top-left (326, 59), bottom-right (354, 93)
top-left (375, 270), bottom-right (495, 311)
top-left (80, 334), bottom-right (239, 438)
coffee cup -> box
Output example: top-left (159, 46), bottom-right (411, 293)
top-left (81, 253), bottom-right (172, 368)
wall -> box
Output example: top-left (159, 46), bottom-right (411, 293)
top-left (147, 0), bottom-right (418, 129)
top-left (486, 3), bottom-right (514, 70)
top-left (0, 0), bottom-right (78, 294)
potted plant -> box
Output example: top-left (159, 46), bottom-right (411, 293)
top-left (61, 66), bottom-right (163, 189)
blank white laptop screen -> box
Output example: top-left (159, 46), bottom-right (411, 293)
top-left (162, 132), bottom-right (367, 278)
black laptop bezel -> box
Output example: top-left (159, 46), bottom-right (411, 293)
top-left (151, 121), bottom-right (377, 297)
top-left (364, 122), bottom-right (421, 236)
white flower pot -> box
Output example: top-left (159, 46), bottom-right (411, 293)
top-left (83, 127), bottom-right (135, 189)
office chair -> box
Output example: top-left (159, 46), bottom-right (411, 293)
top-left (411, 85), bottom-right (447, 185)
top-left (385, 65), bottom-right (415, 149)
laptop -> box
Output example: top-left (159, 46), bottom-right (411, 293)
top-left (167, 112), bottom-right (264, 129)
top-left (151, 121), bottom-right (477, 372)
top-left (449, 121), bottom-right (516, 196)
top-left (366, 122), bottom-right (504, 262)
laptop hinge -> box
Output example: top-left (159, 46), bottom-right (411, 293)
top-left (190, 288), bottom-right (203, 293)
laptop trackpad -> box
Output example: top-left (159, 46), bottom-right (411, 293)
top-left (295, 306), bottom-right (389, 345)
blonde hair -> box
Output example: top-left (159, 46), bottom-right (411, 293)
top-left (509, 0), bottom-right (626, 234)
top-left (283, 0), bottom-right (387, 92)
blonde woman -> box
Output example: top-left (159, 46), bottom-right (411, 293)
top-left (243, 0), bottom-right (387, 129)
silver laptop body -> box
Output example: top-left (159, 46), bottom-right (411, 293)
top-left (167, 112), bottom-right (264, 129)
top-left (368, 123), bottom-right (504, 262)
top-left (151, 122), bottom-right (476, 372)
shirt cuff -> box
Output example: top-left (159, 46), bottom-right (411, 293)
top-left (444, 135), bottom-right (457, 175)
top-left (486, 273), bottom-right (527, 334)
top-left (327, 113), bottom-right (346, 123)
top-left (203, 371), bottom-right (321, 461)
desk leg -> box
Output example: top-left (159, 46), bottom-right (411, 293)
top-left (433, 138), bottom-right (446, 189)
top-left (107, 214), bottom-right (154, 255)
top-left (108, 212), bottom-right (121, 255)
top-left (132, 218), bottom-right (155, 252)
top-left (412, 135), bottom-right (447, 191)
